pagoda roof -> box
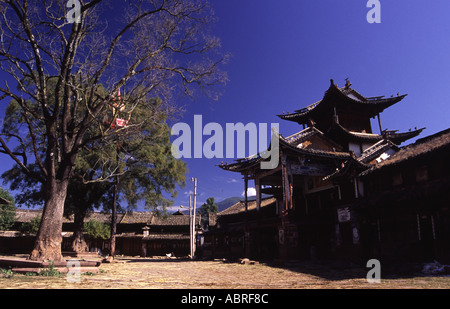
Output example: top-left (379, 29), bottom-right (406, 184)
top-left (278, 79), bottom-right (407, 124)
top-left (360, 128), bottom-right (450, 177)
top-left (278, 134), bottom-right (350, 160)
top-left (324, 139), bottom-right (400, 181)
top-left (283, 126), bottom-right (343, 151)
top-left (328, 120), bottom-right (425, 145)
top-left (323, 155), bottom-right (370, 181)
top-left (218, 128), bottom-right (350, 174)
top-left (357, 139), bottom-right (400, 164)
top-left (218, 155), bottom-right (263, 173)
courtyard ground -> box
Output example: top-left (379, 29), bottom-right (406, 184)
top-left (0, 255), bottom-right (450, 289)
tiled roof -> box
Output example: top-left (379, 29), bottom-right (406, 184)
top-left (150, 214), bottom-right (201, 226)
top-left (143, 233), bottom-right (190, 240)
top-left (279, 136), bottom-right (350, 159)
top-left (324, 139), bottom-right (401, 181)
top-left (219, 197), bottom-right (277, 216)
top-left (278, 79), bottom-right (406, 123)
top-left (360, 128), bottom-right (450, 176)
top-left (358, 139), bottom-right (399, 164)
top-left (14, 209), bottom-right (42, 223)
top-left (13, 209), bottom-right (199, 226)
top-left (82, 212), bottom-right (117, 223)
top-left (328, 120), bottom-right (424, 145)
top-left (119, 211), bottom-right (153, 224)
top-left (219, 131), bottom-right (350, 173)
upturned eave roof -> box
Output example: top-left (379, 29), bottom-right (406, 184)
top-left (218, 130), bottom-right (350, 173)
top-left (328, 120), bottom-right (424, 145)
top-left (277, 79), bottom-right (407, 124)
top-left (359, 128), bottom-right (450, 177)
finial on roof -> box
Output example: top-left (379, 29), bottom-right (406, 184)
top-left (330, 79), bottom-right (334, 85)
top-left (345, 78), bottom-right (351, 88)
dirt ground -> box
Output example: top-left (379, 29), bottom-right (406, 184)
top-left (1, 256), bottom-right (450, 289)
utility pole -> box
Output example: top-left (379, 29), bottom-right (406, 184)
top-left (191, 177), bottom-right (198, 259)
top-left (189, 193), bottom-right (193, 258)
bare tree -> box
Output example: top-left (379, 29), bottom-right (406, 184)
top-left (0, 0), bottom-right (227, 261)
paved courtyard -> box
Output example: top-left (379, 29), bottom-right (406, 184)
top-left (1, 256), bottom-right (450, 289)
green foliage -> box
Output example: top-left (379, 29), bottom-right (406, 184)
top-left (199, 197), bottom-right (218, 216)
top-left (0, 268), bottom-right (14, 278)
top-left (84, 219), bottom-right (110, 240)
top-left (199, 197), bottom-right (218, 230)
top-left (118, 97), bottom-right (187, 212)
top-left (20, 216), bottom-right (41, 235)
top-left (39, 262), bottom-right (61, 277)
top-left (2, 94), bottom-right (187, 216)
top-left (0, 187), bottom-right (15, 231)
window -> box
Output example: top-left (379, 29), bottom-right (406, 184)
top-left (392, 171), bottom-right (403, 186)
top-left (416, 166), bottom-right (428, 182)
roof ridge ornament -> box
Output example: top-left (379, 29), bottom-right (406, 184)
top-left (345, 78), bottom-right (352, 88)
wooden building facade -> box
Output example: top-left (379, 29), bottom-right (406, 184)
top-left (214, 79), bottom-right (450, 263)
top-left (0, 209), bottom-right (204, 257)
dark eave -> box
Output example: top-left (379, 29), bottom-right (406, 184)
top-left (218, 155), bottom-right (263, 173)
top-left (279, 135), bottom-right (350, 160)
top-left (359, 128), bottom-right (450, 177)
top-left (283, 126), bottom-right (343, 151)
top-left (277, 79), bottom-right (407, 124)
top-left (283, 126), bottom-right (320, 145)
top-left (218, 133), bottom-right (350, 173)
top-left (324, 139), bottom-right (401, 181)
top-left (357, 139), bottom-right (399, 164)
top-left (323, 156), bottom-right (370, 181)
top-left (328, 120), bottom-right (424, 145)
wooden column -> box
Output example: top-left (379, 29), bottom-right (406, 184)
top-left (288, 163), bottom-right (294, 210)
top-left (281, 155), bottom-right (293, 212)
top-left (244, 173), bottom-right (248, 214)
top-left (243, 172), bottom-right (250, 257)
top-left (377, 113), bottom-right (383, 134)
top-left (255, 176), bottom-right (261, 211)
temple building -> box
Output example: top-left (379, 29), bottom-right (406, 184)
top-left (213, 79), bottom-right (450, 263)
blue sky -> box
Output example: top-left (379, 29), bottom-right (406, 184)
top-left (169, 0), bottom-right (450, 210)
top-left (1, 1), bottom-right (450, 211)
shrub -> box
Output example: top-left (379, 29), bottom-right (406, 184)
top-left (20, 216), bottom-right (41, 235)
top-left (84, 219), bottom-right (110, 240)
top-left (39, 261), bottom-right (61, 277)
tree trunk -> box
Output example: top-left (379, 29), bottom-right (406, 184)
top-left (109, 175), bottom-right (119, 257)
top-left (29, 179), bottom-right (69, 262)
top-left (70, 208), bottom-right (89, 253)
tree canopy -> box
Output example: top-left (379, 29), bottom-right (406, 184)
top-left (0, 0), bottom-right (226, 261)
top-left (199, 197), bottom-right (218, 216)
top-left (0, 186), bottom-right (15, 231)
